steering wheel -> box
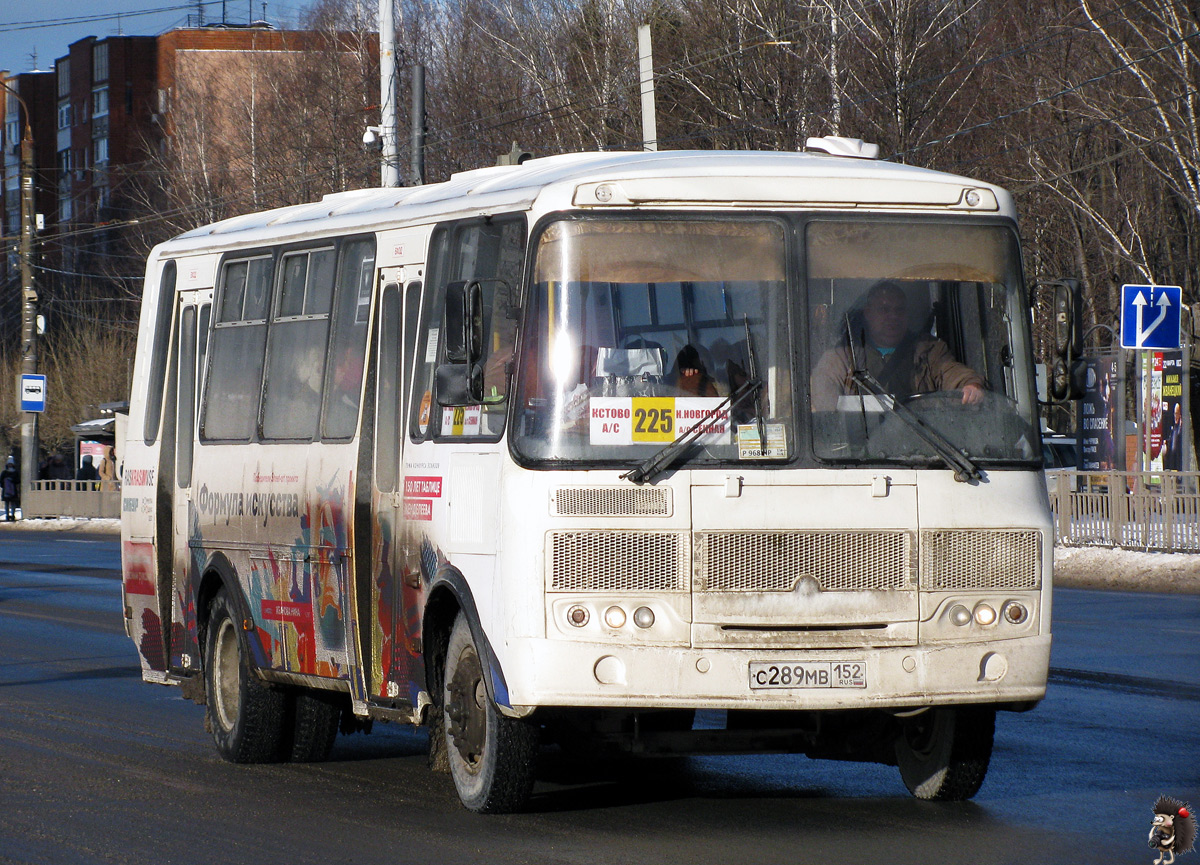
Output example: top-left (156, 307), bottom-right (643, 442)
top-left (901, 389), bottom-right (1020, 412)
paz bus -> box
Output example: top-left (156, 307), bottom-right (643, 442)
top-left (121, 140), bottom-right (1051, 812)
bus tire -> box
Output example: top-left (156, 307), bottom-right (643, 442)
top-left (894, 705), bottom-right (994, 801)
top-left (204, 589), bottom-right (286, 763)
top-left (286, 689), bottom-right (341, 763)
top-left (442, 613), bottom-right (537, 813)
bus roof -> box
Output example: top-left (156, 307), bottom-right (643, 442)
top-left (158, 150), bottom-right (1014, 256)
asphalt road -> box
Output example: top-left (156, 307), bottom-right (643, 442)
top-left (1, 529), bottom-right (1197, 865)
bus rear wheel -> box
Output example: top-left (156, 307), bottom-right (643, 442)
top-left (285, 689), bottom-right (341, 762)
top-left (442, 613), bottom-right (538, 813)
top-left (204, 589), bottom-right (287, 763)
top-left (894, 705), bottom-right (994, 801)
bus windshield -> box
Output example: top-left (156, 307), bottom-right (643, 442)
top-left (512, 215), bottom-right (1039, 471)
top-left (807, 219), bottom-right (1039, 467)
top-left (513, 217), bottom-right (794, 465)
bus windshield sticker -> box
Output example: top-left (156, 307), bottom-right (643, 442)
top-left (424, 328), bottom-right (440, 363)
top-left (736, 423), bottom-right (787, 459)
top-left (590, 397), bottom-right (730, 446)
top-left (442, 404), bottom-right (482, 436)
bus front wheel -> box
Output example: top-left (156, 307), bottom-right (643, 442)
top-left (442, 613), bottom-right (538, 813)
top-left (204, 589), bottom-right (287, 763)
top-left (894, 705), bottom-right (994, 800)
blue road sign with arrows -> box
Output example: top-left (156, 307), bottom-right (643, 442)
top-left (1120, 284), bottom-right (1181, 350)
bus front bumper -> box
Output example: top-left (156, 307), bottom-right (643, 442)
top-left (502, 634), bottom-right (1050, 713)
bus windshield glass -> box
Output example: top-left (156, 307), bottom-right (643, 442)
top-left (513, 218), bottom-right (793, 465)
top-left (806, 219), bottom-right (1039, 466)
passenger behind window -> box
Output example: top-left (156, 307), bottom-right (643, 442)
top-left (670, 344), bottom-right (719, 397)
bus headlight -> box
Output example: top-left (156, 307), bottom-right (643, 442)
top-left (604, 605), bottom-right (626, 628)
top-left (1002, 600), bottom-right (1028, 624)
top-left (948, 604), bottom-right (972, 627)
top-left (633, 606), bottom-right (655, 629)
top-left (973, 603), bottom-right (997, 626)
top-left (567, 605), bottom-right (589, 627)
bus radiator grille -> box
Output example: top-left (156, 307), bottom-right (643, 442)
top-left (694, 530), bottom-right (914, 593)
top-left (920, 529), bottom-right (1042, 590)
top-left (548, 531), bottom-right (689, 592)
top-left (550, 486), bottom-right (672, 517)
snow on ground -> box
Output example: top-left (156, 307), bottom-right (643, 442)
top-left (2, 514), bottom-right (1196, 593)
top-left (1053, 545), bottom-right (1200, 594)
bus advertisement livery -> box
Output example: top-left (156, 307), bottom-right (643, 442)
top-left (121, 142), bottom-right (1051, 812)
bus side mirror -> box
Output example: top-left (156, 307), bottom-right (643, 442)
top-left (443, 280), bottom-right (484, 364)
top-left (435, 361), bottom-right (484, 406)
top-left (1035, 277), bottom-right (1084, 402)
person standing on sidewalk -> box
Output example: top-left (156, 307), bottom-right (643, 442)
top-left (1, 456), bottom-right (19, 521)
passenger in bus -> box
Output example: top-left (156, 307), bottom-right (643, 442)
top-left (810, 280), bottom-right (985, 411)
top-left (671, 344), bottom-right (719, 397)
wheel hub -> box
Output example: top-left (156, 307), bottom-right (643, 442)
top-left (446, 645), bottom-right (487, 773)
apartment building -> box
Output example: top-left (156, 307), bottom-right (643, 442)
top-left (1, 22), bottom-right (376, 336)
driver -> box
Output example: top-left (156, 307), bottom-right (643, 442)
top-left (811, 280), bottom-right (985, 411)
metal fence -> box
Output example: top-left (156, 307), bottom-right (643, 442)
top-left (1048, 471), bottom-right (1200, 552)
top-left (21, 480), bottom-right (121, 520)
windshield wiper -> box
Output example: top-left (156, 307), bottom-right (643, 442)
top-left (743, 316), bottom-right (767, 452)
top-left (849, 369), bottom-right (982, 483)
top-left (622, 376), bottom-right (762, 485)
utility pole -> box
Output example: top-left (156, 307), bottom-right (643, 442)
top-left (3, 80), bottom-right (39, 497)
top-left (410, 63), bottom-right (425, 186)
top-left (638, 25), bottom-right (657, 152)
top-left (378, 0), bottom-right (400, 187)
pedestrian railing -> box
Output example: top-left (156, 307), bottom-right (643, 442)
top-left (1048, 470), bottom-right (1200, 552)
top-left (22, 479), bottom-right (122, 520)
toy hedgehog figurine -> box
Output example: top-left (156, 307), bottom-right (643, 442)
top-left (1150, 795), bottom-right (1196, 865)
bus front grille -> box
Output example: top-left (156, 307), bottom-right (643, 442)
top-left (695, 530), bottom-right (915, 593)
top-left (551, 486), bottom-right (671, 517)
top-left (920, 529), bottom-right (1042, 590)
top-left (548, 531), bottom-right (689, 592)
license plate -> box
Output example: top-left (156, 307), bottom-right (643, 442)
top-left (749, 661), bottom-right (868, 689)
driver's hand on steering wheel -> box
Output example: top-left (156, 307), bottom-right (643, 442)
top-left (961, 383), bottom-right (985, 405)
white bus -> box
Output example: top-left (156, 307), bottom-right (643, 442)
top-left (121, 141), bottom-right (1051, 812)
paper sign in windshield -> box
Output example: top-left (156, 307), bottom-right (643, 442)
top-left (590, 397), bottom-right (730, 446)
top-left (736, 423), bottom-right (788, 459)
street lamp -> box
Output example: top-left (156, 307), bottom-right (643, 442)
top-left (1, 77), bottom-right (40, 497)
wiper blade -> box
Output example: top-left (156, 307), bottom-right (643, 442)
top-left (743, 316), bottom-right (767, 452)
top-left (849, 369), bottom-right (982, 483)
top-left (622, 378), bottom-right (762, 485)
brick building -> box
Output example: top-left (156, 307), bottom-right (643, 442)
top-left (1, 23), bottom-right (377, 343)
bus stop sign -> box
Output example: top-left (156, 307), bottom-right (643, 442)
top-left (1120, 284), bottom-right (1182, 350)
top-left (20, 374), bottom-right (46, 412)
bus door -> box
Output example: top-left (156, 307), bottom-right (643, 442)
top-left (166, 288), bottom-right (211, 673)
top-left (368, 275), bottom-right (423, 708)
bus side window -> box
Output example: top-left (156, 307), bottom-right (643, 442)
top-left (201, 255), bottom-right (272, 441)
top-left (413, 217), bottom-right (525, 440)
top-left (143, 260), bottom-right (177, 444)
top-left (410, 230), bottom-right (451, 442)
top-left (262, 247), bottom-right (335, 440)
top-left (322, 237), bottom-right (376, 440)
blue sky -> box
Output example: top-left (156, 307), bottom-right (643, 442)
top-left (0, 1), bottom-right (319, 75)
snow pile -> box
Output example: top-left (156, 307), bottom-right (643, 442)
top-left (1054, 545), bottom-right (1200, 594)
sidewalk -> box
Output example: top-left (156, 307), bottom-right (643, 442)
top-left (0, 512), bottom-right (120, 535)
